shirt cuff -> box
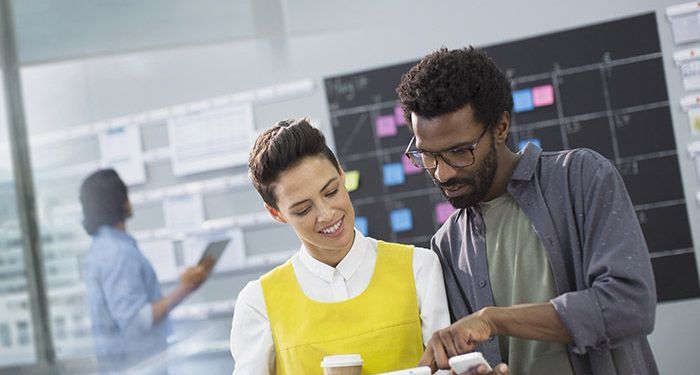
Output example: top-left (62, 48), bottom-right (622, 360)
top-left (551, 288), bottom-right (609, 354)
top-left (134, 303), bottom-right (154, 331)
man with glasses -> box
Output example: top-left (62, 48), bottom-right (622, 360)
top-left (396, 47), bottom-right (658, 375)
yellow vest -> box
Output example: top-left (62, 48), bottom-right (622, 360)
top-left (260, 241), bottom-right (424, 375)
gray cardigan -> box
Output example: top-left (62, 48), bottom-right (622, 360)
top-left (432, 143), bottom-right (658, 374)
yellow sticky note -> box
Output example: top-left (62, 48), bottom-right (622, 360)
top-left (345, 170), bottom-right (360, 192)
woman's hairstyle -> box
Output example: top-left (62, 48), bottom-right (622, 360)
top-left (79, 169), bottom-right (129, 235)
top-left (248, 118), bottom-right (340, 209)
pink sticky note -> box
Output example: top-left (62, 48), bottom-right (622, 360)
top-left (402, 154), bottom-right (422, 175)
top-left (394, 105), bottom-right (406, 125)
top-left (435, 202), bottom-right (456, 224)
top-left (532, 85), bottom-right (554, 107)
top-left (376, 115), bottom-right (397, 137)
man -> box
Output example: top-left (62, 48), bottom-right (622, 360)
top-left (396, 47), bottom-right (658, 375)
top-left (230, 119), bottom-right (450, 374)
top-left (80, 169), bottom-right (214, 373)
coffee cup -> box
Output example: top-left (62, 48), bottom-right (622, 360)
top-left (320, 354), bottom-right (363, 375)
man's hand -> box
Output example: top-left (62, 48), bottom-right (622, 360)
top-left (420, 311), bottom-right (496, 371)
top-left (180, 257), bottom-right (215, 292)
top-left (460, 363), bottom-right (509, 375)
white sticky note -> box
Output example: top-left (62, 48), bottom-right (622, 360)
top-left (98, 126), bottom-right (146, 186)
top-left (163, 194), bottom-right (205, 232)
top-left (670, 12), bottom-right (700, 44)
top-left (681, 60), bottom-right (700, 90)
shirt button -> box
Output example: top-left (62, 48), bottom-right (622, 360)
top-left (479, 280), bottom-right (487, 288)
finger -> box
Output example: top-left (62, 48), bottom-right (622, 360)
top-left (431, 335), bottom-right (450, 369)
top-left (418, 344), bottom-right (437, 373)
top-left (463, 364), bottom-right (489, 375)
top-left (456, 332), bottom-right (478, 354)
top-left (201, 257), bottom-right (216, 269)
top-left (438, 329), bottom-right (459, 358)
top-left (491, 364), bottom-right (509, 375)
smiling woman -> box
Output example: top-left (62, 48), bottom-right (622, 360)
top-left (269, 155), bottom-right (356, 267)
top-left (230, 118), bottom-right (451, 375)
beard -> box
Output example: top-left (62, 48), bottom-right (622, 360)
top-left (433, 139), bottom-right (498, 209)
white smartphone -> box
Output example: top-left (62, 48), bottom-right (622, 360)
top-left (448, 352), bottom-right (493, 374)
top-left (374, 366), bottom-right (432, 375)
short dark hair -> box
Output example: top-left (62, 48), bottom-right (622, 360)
top-left (396, 46), bottom-right (513, 130)
top-left (248, 118), bottom-right (341, 209)
top-left (79, 169), bottom-right (129, 235)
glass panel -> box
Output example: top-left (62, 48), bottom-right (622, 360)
top-left (0, 68), bottom-right (37, 368)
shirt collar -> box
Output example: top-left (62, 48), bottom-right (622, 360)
top-left (456, 142), bottom-right (541, 221)
top-left (298, 229), bottom-right (368, 282)
top-left (95, 225), bottom-right (137, 246)
top-left (510, 142), bottom-right (542, 182)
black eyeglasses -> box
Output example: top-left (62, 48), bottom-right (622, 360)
top-left (404, 128), bottom-right (489, 170)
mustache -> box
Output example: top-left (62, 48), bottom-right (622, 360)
top-left (435, 177), bottom-right (474, 190)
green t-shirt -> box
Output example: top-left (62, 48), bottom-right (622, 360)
top-left (480, 193), bottom-right (574, 375)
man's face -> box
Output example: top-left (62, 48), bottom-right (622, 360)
top-left (412, 105), bottom-right (498, 209)
top-left (267, 155), bottom-right (356, 259)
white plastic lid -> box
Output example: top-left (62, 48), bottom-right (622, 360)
top-left (321, 354), bottom-right (363, 368)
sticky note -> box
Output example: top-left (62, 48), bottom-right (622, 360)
top-left (518, 138), bottom-right (541, 151)
top-left (376, 115), bottom-right (397, 138)
top-left (681, 61), bottom-right (700, 90)
top-left (355, 216), bottom-right (368, 236)
top-left (345, 170), bottom-right (360, 192)
top-left (689, 108), bottom-right (700, 135)
top-left (435, 202), bottom-right (456, 224)
top-left (402, 154), bottom-right (423, 175)
top-left (394, 105), bottom-right (406, 125)
top-left (390, 208), bottom-right (413, 232)
top-left (383, 163), bottom-right (405, 186)
top-left (670, 13), bottom-right (700, 44)
top-left (532, 85), bottom-right (554, 107)
top-left (513, 89), bottom-right (534, 113)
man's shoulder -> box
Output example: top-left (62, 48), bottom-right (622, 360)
top-left (431, 209), bottom-right (464, 248)
top-left (540, 147), bottom-right (608, 168)
top-left (538, 148), bottom-right (613, 182)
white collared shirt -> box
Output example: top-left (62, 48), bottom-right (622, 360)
top-left (230, 229), bottom-right (450, 375)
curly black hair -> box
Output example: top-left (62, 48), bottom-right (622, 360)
top-left (396, 46), bottom-right (513, 131)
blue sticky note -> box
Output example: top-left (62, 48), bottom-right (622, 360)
top-left (390, 208), bottom-right (413, 233)
top-left (355, 216), bottom-right (368, 236)
top-left (513, 89), bottom-right (534, 113)
top-left (383, 163), bottom-right (405, 186)
top-left (518, 138), bottom-right (541, 151)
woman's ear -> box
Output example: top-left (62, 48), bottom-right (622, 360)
top-left (264, 203), bottom-right (288, 224)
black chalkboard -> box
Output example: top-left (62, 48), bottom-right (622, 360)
top-left (324, 13), bottom-right (699, 302)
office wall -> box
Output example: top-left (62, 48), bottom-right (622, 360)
top-left (13, 0), bottom-right (700, 373)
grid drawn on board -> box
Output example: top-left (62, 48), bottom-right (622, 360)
top-left (325, 13), bottom-right (700, 302)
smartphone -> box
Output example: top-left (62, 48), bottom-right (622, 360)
top-left (449, 352), bottom-right (492, 373)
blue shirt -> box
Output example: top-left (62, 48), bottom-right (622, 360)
top-left (84, 225), bottom-right (170, 372)
top-left (432, 144), bottom-right (658, 374)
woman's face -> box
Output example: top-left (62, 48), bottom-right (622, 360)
top-left (266, 155), bottom-right (356, 265)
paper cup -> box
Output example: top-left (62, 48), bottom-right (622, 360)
top-left (321, 354), bottom-right (363, 375)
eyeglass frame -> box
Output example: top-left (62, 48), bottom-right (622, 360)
top-left (404, 127), bottom-right (489, 170)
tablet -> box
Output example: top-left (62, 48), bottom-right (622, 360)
top-left (198, 239), bottom-right (230, 265)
